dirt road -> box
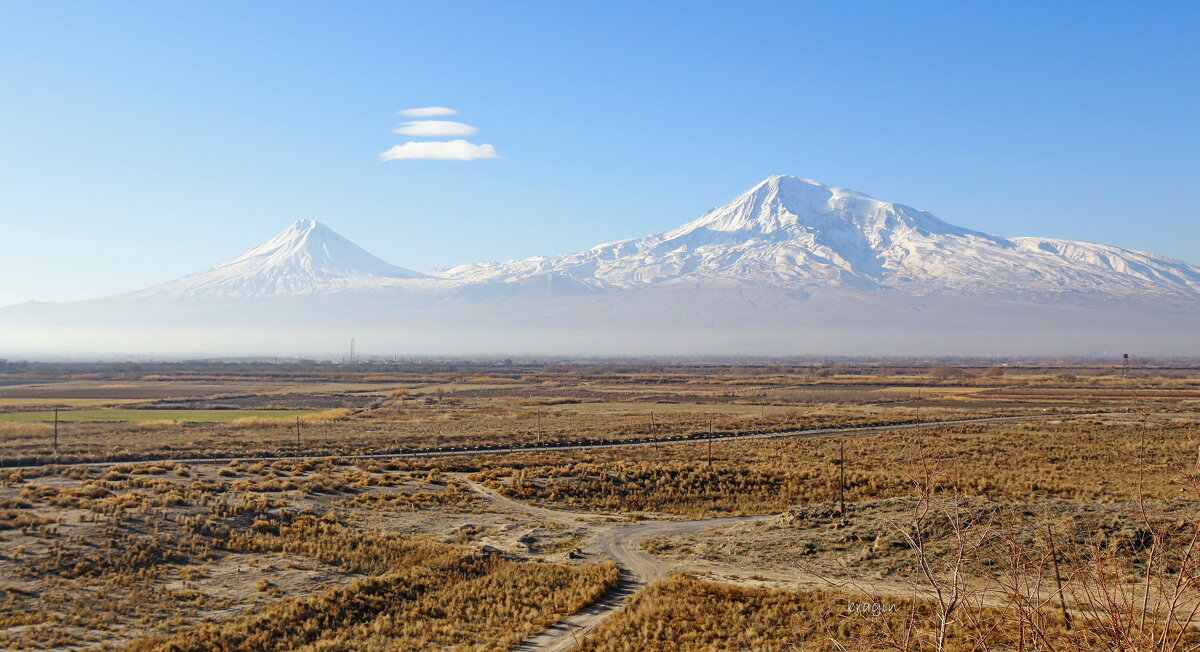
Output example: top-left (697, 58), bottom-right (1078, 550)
top-left (6, 412), bottom-right (1078, 470)
top-left (514, 517), bottom-right (767, 652)
top-left (456, 474), bottom-right (769, 651)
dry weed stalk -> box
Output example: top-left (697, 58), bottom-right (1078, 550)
top-left (834, 426), bottom-right (1200, 651)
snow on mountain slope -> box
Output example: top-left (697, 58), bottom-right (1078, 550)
top-left (1010, 237), bottom-right (1200, 293)
top-left (129, 220), bottom-right (434, 299)
top-left (446, 176), bottom-right (1200, 300)
top-left (11, 176), bottom-right (1200, 316)
top-left (5, 176), bottom-right (1200, 356)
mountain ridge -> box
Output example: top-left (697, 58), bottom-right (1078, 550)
top-left (442, 175), bottom-right (1200, 300)
top-left (21, 175), bottom-right (1200, 303)
top-left (14, 175), bottom-right (1200, 304)
top-left (4, 175), bottom-right (1199, 356)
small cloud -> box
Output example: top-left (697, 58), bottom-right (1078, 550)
top-left (394, 120), bottom-right (479, 137)
top-left (379, 140), bottom-right (500, 161)
top-left (398, 106), bottom-right (458, 117)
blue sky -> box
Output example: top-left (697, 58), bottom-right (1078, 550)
top-left (1, 1), bottom-right (1197, 306)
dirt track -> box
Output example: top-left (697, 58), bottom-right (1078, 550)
top-left (4, 412), bottom-right (1077, 470)
top-left (457, 475), bottom-right (769, 651)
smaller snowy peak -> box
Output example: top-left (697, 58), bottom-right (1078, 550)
top-left (221, 219), bottom-right (422, 280)
top-left (130, 220), bottom-right (428, 299)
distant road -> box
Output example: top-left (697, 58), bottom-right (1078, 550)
top-left (1, 412), bottom-right (1080, 470)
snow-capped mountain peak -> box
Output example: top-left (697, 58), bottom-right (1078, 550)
top-left (666, 175), bottom-right (976, 241)
top-left (220, 219), bottom-right (412, 277)
top-left (129, 219), bottom-right (427, 299)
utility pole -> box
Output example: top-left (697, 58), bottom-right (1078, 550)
top-left (1122, 353), bottom-right (1130, 379)
top-left (536, 410), bottom-right (542, 444)
top-left (1046, 524), bottom-right (1072, 631)
top-left (707, 416), bottom-right (714, 467)
top-left (295, 417), bottom-right (301, 451)
top-left (838, 439), bottom-right (846, 516)
top-left (53, 409), bottom-right (59, 456)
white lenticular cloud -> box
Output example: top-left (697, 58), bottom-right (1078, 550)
top-left (398, 106), bottom-right (458, 117)
top-left (394, 120), bottom-right (479, 136)
top-left (379, 140), bottom-right (500, 161)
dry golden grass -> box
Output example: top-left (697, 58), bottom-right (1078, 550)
top-left (129, 550), bottom-right (618, 651)
top-left (229, 408), bottom-right (353, 428)
top-left (575, 576), bottom-right (1009, 651)
top-left (467, 416), bottom-right (1200, 516)
top-left (576, 573), bottom-right (1200, 651)
top-left (5, 361), bottom-right (1173, 463)
top-left (0, 422), bottom-right (51, 439)
top-left (0, 456), bottom-right (620, 650)
top-left (0, 362), bottom-right (1197, 650)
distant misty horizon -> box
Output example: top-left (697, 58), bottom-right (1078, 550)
top-left (6, 174), bottom-right (1200, 308)
top-left (3, 175), bottom-right (1198, 359)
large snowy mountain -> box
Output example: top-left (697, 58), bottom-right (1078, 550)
top-left (4, 175), bottom-right (1199, 355)
top-left (447, 176), bottom-right (1200, 301)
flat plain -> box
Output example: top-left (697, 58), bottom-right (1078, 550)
top-left (1, 359), bottom-right (1198, 650)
